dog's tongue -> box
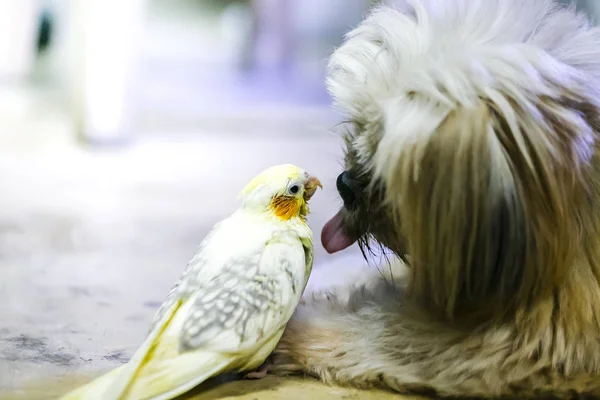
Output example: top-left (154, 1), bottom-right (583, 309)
top-left (321, 210), bottom-right (357, 253)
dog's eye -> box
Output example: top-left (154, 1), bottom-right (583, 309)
top-left (289, 185), bottom-right (300, 194)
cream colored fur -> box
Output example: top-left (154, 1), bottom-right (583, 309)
top-left (271, 1), bottom-right (600, 398)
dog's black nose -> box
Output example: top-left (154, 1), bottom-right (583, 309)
top-left (336, 171), bottom-right (361, 208)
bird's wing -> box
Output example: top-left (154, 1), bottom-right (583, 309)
top-left (300, 234), bottom-right (314, 289)
top-left (106, 229), bottom-right (307, 400)
top-left (179, 229), bottom-right (308, 353)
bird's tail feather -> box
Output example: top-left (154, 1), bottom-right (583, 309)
top-left (121, 351), bottom-right (232, 400)
top-left (103, 301), bottom-right (187, 399)
top-left (59, 302), bottom-right (182, 400)
top-left (59, 300), bottom-right (235, 400)
top-left (58, 365), bottom-right (127, 400)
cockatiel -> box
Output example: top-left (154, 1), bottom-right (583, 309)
top-left (60, 164), bottom-right (321, 400)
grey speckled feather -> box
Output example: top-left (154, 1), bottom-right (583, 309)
top-left (180, 253), bottom-right (281, 350)
top-left (149, 228), bottom-right (311, 353)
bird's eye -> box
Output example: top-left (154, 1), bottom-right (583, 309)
top-left (289, 185), bottom-right (300, 194)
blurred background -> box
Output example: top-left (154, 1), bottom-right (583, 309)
top-left (0, 0), bottom-right (598, 396)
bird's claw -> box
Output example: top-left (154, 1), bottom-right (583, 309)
top-left (244, 360), bottom-right (271, 380)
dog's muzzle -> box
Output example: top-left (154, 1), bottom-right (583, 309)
top-left (336, 171), bottom-right (363, 208)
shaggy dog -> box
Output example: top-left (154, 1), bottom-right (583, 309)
top-left (271, 0), bottom-right (600, 398)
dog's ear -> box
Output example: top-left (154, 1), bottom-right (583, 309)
top-left (375, 90), bottom-right (599, 320)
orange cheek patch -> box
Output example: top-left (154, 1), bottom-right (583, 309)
top-left (271, 196), bottom-right (301, 220)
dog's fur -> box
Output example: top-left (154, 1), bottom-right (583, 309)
top-left (271, 0), bottom-right (600, 398)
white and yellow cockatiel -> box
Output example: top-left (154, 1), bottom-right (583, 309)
top-left (60, 164), bottom-right (321, 400)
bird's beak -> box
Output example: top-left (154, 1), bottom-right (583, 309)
top-left (304, 174), bottom-right (322, 201)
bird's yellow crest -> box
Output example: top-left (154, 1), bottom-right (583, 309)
top-left (239, 164), bottom-right (304, 197)
top-left (239, 164), bottom-right (322, 221)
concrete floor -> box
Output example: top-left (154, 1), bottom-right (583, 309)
top-left (0, 109), bottom-right (410, 399)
